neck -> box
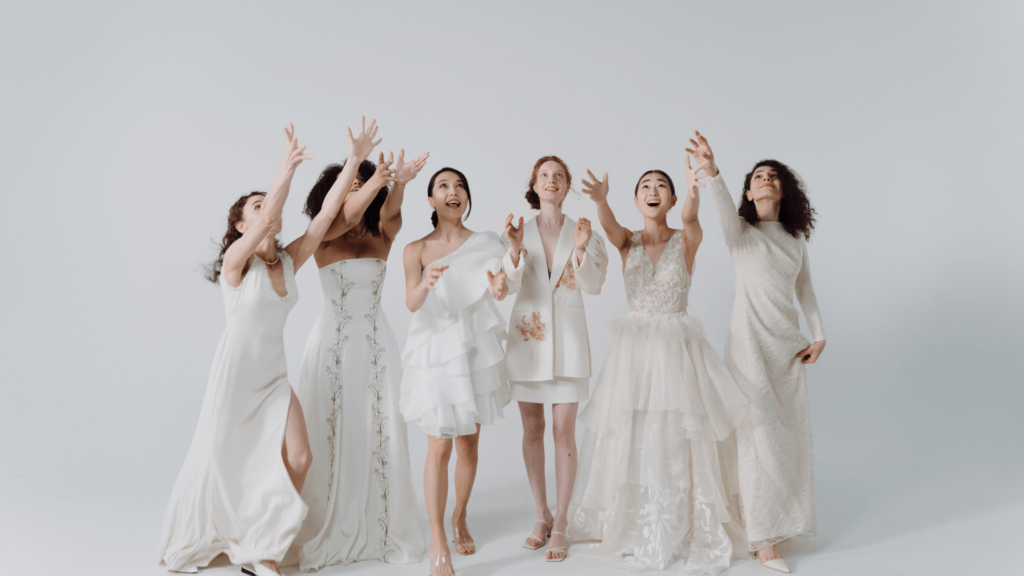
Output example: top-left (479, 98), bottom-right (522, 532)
top-left (537, 202), bottom-right (564, 227)
top-left (754, 199), bottom-right (781, 222)
top-left (434, 217), bottom-right (467, 241)
top-left (255, 237), bottom-right (277, 260)
top-left (641, 215), bottom-right (673, 241)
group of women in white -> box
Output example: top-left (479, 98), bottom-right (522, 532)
top-left (157, 116), bottom-right (827, 576)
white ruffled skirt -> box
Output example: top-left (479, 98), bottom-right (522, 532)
top-left (400, 293), bottom-right (510, 439)
top-left (569, 312), bottom-right (749, 573)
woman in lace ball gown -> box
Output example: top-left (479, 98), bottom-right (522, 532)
top-left (158, 122), bottom-right (379, 576)
top-left (401, 167), bottom-right (511, 576)
top-left (567, 164), bottom-right (749, 574)
top-left (687, 131), bottom-right (826, 574)
top-left (501, 156), bottom-right (608, 563)
top-left (291, 129), bottom-right (430, 571)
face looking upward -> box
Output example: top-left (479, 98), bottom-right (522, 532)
top-left (746, 165), bottom-right (783, 203)
top-left (235, 194), bottom-right (265, 234)
top-left (633, 173), bottom-right (676, 218)
top-left (533, 160), bottom-right (569, 206)
top-left (429, 171), bottom-right (470, 220)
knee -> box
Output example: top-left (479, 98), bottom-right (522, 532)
top-left (289, 446), bottom-right (313, 475)
top-left (552, 423), bottom-right (576, 448)
top-left (428, 441), bottom-right (454, 465)
top-left (454, 438), bottom-right (479, 463)
top-left (522, 418), bottom-right (545, 442)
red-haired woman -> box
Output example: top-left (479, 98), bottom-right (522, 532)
top-left (688, 131), bottom-right (827, 574)
top-left (158, 119), bottom-right (389, 576)
top-left (502, 156), bottom-right (609, 562)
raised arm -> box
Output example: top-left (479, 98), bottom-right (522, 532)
top-left (223, 126), bottom-right (312, 286)
top-left (501, 214), bottom-right (526, 294)
top-left (403, 241), bottom-right (448, 313)
top-left (378, 149), bottom-right (429, 238)
top-left (680, 153), bottom-right (704, 273)
top-left (687, 130), bottom-right (743, 248)
top-left (581, 170), bottom-right (630, 255)
top-left (320, 117), bottom-right (386, 241)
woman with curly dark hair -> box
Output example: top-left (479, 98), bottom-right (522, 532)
top-left (687, 131), bottom-right (827, 574)
top-left (158, 121), bottom-right (387, 576)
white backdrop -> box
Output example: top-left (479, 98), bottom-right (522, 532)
top-left (1, 2), bottom-right (1022, 575)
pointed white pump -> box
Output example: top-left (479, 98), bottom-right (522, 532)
top-left (760, 557), bottom-right (791, 573)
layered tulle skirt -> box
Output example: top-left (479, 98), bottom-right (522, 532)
top-left (569, 312), bottom-right (749, 573)
top-left (400, 292), bottom-right (511, 438)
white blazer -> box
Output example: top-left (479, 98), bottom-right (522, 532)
top-left (502, 215), bottom-right (608, 382)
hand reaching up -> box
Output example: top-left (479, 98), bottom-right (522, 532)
top-left (684, 130), bottom-right (718, 178)
top-left (581, 170), bottom-right (610, 203)
top-left (364, 151), bottom-right (397, 190)
top-left (395, 149), bottom-right (430, 186)
top-left (487, 269), bottom-right (508, 301)
top-left (574, 217), bottom-right (593, 251)
top-left (347, 116), bottom-right (382, 163)
top-left (684, 153), bottom-right (706, 199)
top-left (282, 123), bottom-right (314, 171)
top-left (505, 213), bottom-right (524, 255)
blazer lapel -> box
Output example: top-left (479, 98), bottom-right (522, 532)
top-left (522, 217), bottom-right (548, 286)
top-left (548, 216), bottom-right (576, 292)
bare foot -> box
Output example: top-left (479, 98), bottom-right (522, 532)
top-left (525, 512), bottom-right (554, 549)
top-left (452, 521), bottom-right (475, 555)
top-left (544, 515), bottom-right (567, 561)
top-left (429, 538), bottom-right (455, 576)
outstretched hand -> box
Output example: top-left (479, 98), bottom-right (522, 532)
top-left (487, 269), bottom-right (508, 301)
top-left (684, 130), bottom-right (718, 178)
top-left (574, 217), bottom-right (593, 250)
top-left (347, 116), bottom-right (382, 162)
top-left (684, 153), bottom-right (706, 199)
top-left (364, 151), bottom-right (397, 189)
top-left (505, 213), bottom-right (524, 254)
top-left (581, 170), bottom-right (610, 203)
top-left (282, 124), bottom-right (314, 171)
top-left (395, 149), bottom-right (429, 186)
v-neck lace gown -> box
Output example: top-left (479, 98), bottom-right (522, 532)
top-left (158, 252), bottom-right (308, 573)
top-left (569, 231), bottom-right (748, 574)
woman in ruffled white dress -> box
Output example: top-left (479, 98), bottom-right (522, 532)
top-left (291, 132), bottom-right (430, 571)
top-left (567, 164), bottom-right (749, 574)
top-left (687, 131), bottom-right (827, 574)
top-left (401, 167), bottom-right (511, 576)
top-left (158, 121), bottom-right (383, 576)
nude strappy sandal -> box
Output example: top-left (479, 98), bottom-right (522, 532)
top-left (545, 530), bottom-right (567, 562)
top-left (523, 518), bottom-right (552, 550)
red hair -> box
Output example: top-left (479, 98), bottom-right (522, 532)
top-left (525, 155), bottom-right (572, 209)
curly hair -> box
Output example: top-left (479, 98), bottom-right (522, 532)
top-left (205, 191), bottom-right (284, 283)
top-left (634, 170), bottom-right (676, 197)
top-left (303, 160), bottom-right (390, 242)
top-left (426, 167), bottom-right (472, 228)
top-left (525, 155), bottom-right (572, 210)
top-left (739, 159), bottom-right (816, 239)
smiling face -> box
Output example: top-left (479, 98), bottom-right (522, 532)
top-left (745, 165), bottom-right (784, 203)
top-left (532, 160), bottom-right (569, 206)
top-left (234, 194), bottom-right (265, 234)
top-left (428, 170), bottom-right (470, 220)
top-left (633, 171), bottom-right (677, 218)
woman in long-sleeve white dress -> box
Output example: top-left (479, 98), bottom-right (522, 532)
top-left (687, 131), bottom-right (826, 574)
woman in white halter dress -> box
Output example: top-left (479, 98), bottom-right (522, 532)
top-left (292, 148), bottom-right (429, 571)
top-left (158, 121), bottom-right (382, 576)
top-left (568, 166), bottom-right (748, 574)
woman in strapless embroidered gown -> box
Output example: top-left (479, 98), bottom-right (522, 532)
top-left (292, 147), bottom-right (429, 571)
top-left (568, 166), bottom-right (748, 574)
top-left (158, 122), bottom-right (381, 576)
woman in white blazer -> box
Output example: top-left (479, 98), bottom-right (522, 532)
top-left (501, 155), bottom-right (608, 562)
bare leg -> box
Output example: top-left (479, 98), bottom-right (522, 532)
top-left (451, 424), bottom-right (481, 555)
top-left (519, 401), bottom-right (554, 548)
top-left (281, 388), bottom-right (313, 493)
top-left (425, 435), bottom-right (455, 576)
top-left (546, 402), bottom-right (578, 561)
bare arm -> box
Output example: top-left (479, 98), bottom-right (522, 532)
top-left (581, 170), bottom-right (630, 259)
top-left (680, 152), bottom-right (704, 273)
top-left (379, 149), bottom-right (429, 238)
top-left (687, 130), bottom-right (743, 248)
top-left (403, 241), bottom-right (448, 313)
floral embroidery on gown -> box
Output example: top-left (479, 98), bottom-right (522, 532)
top-left (293, 258), bottom-right (425, 571)
top-left (568, 232), bottom-right (748, 574)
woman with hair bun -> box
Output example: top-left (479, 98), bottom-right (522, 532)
top-left (501, 155), bottom-right (608, 562)
top-left (158, 121), bottom-right (382, 576)
top-left (292, 122), bottom-right (429, 569)
top-left (400, 167), bottom-right (511, 576)
top-left (687, 131), bottom-right (827, 574)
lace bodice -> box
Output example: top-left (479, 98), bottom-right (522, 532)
top-left (624, 230), bottom-right (691, 314)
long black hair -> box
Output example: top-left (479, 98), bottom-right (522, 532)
top-left (304, 159), bottom-right (390, 240)
top-left (426, 167), bottom-right (472, 228)
top-left (739, 159), bottom-right (816, 239)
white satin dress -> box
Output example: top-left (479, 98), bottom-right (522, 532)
top-left (400, 232), bottom-right (511, 438)
top-left (158, 253), bottom-right (308, 573)
top-left (569, 232), bottom-right (748, 574)
top-left (293, 258), bottom-right (425, 571)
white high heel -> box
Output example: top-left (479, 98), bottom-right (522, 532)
top-left (240, 562), bottom-right (281, 576)
top-left (545, 530), bottom-right (567, 562)
top-left (760, 557), bottom-right (791, 573)
top-left (523, 518), bottom-right (552, 550)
